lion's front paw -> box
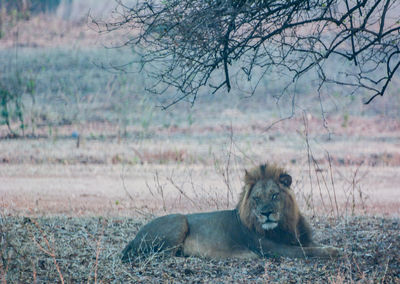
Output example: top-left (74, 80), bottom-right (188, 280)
top-left (322, 246), bottom-right (341, 258)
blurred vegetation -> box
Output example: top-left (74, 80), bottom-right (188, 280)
top-left (0, 48), bottom-right (287, 137)
top-left (0, 1), bottom-right (399, 138)
top-left (0, 1), bottom-right (399, 137)
top-left (0, 0), bottom-right (64, 38)
top-left (0, 45), bottom-right (399, 137)
top-left (0, 0), bottom-right (61, 15)
top-left (0, 73), bottom-right (34, 136)
top-left (0, 48), bottom-right (152, 136)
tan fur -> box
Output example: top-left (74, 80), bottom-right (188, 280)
top-left (122, 163), bottom-right (340, 262)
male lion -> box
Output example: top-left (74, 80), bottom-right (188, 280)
top-left (122, 164), bottom-right (339, 262)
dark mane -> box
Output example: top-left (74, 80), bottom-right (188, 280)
top-left (237, 163), bottom-right (288, 207)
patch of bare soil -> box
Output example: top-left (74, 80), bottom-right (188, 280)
top-left (1, 215), bottom-right (398, 283)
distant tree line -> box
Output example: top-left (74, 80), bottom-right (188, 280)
top-left (0, 0), bottom-right (64, 15)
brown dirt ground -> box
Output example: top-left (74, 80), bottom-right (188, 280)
top-left (1, 116), bottom-right (399, 218)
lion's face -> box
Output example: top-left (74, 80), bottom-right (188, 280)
top-left (249, 179), bottom-right (284, 231)
top-left (238, 164), bottom-right (297, 235)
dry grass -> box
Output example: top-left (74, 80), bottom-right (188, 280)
top-left (0, 214), bottom-right (399, 283)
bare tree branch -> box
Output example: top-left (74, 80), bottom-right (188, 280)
top-left (92, 0), bottom-right (400, 107)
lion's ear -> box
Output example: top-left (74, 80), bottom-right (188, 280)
top-left (279, 173), bottom-right (292, 187)
top-left (244, 169), bottom-right (251, 183)
top-left (244, 169), bottom-right (256, 186)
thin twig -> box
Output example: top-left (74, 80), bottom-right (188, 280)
top-left (29, 218), bottom-right (64, 284)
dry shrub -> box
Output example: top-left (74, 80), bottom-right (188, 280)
top-left (316, 153), bottom-right (400, 167)
top-left (112, 149), bottom-right (187, 165)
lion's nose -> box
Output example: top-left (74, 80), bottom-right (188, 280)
top-left (261, 211), bottom-right (273, 218)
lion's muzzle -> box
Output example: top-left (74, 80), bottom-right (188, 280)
top-left (255, 211), bottom-right (279, 230)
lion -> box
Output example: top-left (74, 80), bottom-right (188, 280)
top-left (121, 163), bottom-right (340, 262)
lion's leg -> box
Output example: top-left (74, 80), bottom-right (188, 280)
top-left (258, 239), bottom-right (340, 258)
top-left (121, 214), bottom-right (189, 262)
top-left (268, 245), bottom-right (339, 258)
top-left (294, 246), bottom-right (340, 258)
top-left (296, 214), bottom-right (314, 246)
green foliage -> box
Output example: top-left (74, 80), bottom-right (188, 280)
top-left (0, 0), bottom-right (61, 15)
top-left (187, 112), bottom-right (194, 127)
top-left (341, 112), bottom-right (349, 128)
top-left (0, 73), bottom-right (33, 136)
top-left (0, 1), bottom-right (30, 35)
top-left (139, 98), bottom-right (154, 132)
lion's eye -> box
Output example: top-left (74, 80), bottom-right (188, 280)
top-left (271, 193), bottom-right (279, 200)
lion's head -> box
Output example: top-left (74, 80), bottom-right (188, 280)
top-left (237, 164), bottom-right (300, 236)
